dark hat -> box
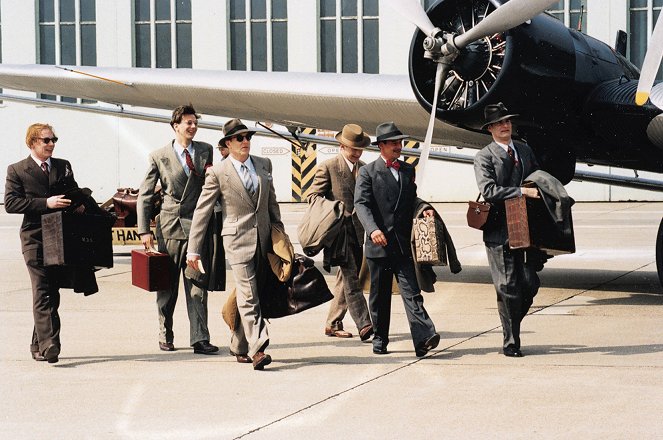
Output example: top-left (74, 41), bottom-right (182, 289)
top-left (482, 102), bottom-right (519, 129)
top-left (220, 118), bottom-right (256, 142)
top-left (335, 124), bottom-right (371, 149)
top-left (372, 122), bottom-right (409, 145)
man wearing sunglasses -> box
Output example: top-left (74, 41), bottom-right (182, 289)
top-left (187, 118), bottom-right (283, 370)
top-left (136, 104), bottom-right (218, 355)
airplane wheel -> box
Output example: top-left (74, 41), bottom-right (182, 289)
top-left (656, 217), bottom-right (663, 288)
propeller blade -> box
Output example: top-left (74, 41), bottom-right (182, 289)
top-left (455, 0), bottom-right (559, 49)
top-left (383, 0), bottom-right (437, 37)
top-left (636, 12), bottom-right (663, 106)
top-left (649, 82), bottom-right (663, 109)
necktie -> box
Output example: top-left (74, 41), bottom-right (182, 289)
top-left (352, 163), bottom-right (358, 179)
top-left (41, 162), bottom-right (49, 175)
top-left (386, 160), bottom-right (400, 171)
top-left (241, 164), bottom-right (255, 195)
top-left (183, 148), bottom-right (197, 176)
top-left (507, 146), bottom-right (519, 166)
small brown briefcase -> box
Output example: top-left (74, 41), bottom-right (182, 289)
top-left (131, 249), bottom-right (172, 292)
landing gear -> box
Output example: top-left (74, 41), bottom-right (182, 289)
top-left (656, 218), bottom-right (663, 287)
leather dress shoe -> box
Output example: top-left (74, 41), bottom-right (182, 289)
top-left (159, 342), bottom-right (175, 352)
top-left (43, 344), bottom-right (60, 364)
top-left (372, 347), bottom-right (388, 355)
top-left (229, 350), bottom-right (252, 364)
top-left (359, 325), bottom-right (374, 343)
top-left (416, 333), bottom-right (441, 357)
top-left (252, 352), bottom-right (272, 370)
top-left (325, 328), bottom-right (353, 338)
top-left (31, 351), bottom-right (47, 362)
top-left (193, 341), bottom-right (219, 355)
top-left (503, 346), bottom-right (523, 357)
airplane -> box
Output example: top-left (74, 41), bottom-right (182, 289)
top-left (1, 0), bottom-right (663, 285)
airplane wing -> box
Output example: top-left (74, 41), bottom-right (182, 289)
top-left (0, 64), bottom-right (490, 149)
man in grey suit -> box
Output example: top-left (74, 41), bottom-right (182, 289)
top-left (354, 122), bottom-right (440, 357)
top-left (137, 104), bottom-right (218, 355)
top-left (307, 123), bottom-right (373, 341)
top-left (187, 118), bottom-right (283, 370)
top-left (474, 102), bottom-right (541, 358)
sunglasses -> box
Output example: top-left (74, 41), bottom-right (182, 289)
top-left (235, 134), bottom-right (253, 142)
top-left (39, 137), bottom-right (59, 144)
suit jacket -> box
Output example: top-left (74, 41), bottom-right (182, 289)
top-left (188, 155), bottom-right (283, 265)
top-left (137, 140), bottom-right (213, 240)
top-left (354, 158), bottom-right (422, 259)
top-left (307, 154), bottom-right (365, 244)
top-left (473, 140), bottom-right (539, 244)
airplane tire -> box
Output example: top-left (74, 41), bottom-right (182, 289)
top-left (657, 217), bottom-right (663, 288)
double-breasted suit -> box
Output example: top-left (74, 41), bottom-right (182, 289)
top-left (474, 140), bottom-right (541, 350)
top-left (188, 155), bottom-right (283, 357)
top-left (137, 140), bottom-right (213, 346)
top-left (355, 158), bottom-right (437, 353)
top-left (5, 156), bottom-right (79, 355)
top-left (307, 154), bottom-right (371, 334)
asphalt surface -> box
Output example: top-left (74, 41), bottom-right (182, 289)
top-left (1, 202), bottom-right (662, 439)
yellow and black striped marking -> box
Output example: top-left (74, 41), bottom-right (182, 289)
top-left (291, 128), bottom-right (318, 202)
top-left (404, 140), bottom-right (420, 168)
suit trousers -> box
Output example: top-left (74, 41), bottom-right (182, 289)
top-left (24, 248), bottom-right (61, 354)
top-left (157, 237), bottom-right (210, 346)
top-left (326, 241), bottom-right (372, 332)
top-left (229, 257), bottom-right (269, 358)
top-left (366, 254), bottom-right (436, 351)
top-left (484, 243), bottom-right (540, 349)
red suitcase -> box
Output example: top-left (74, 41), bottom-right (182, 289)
top-left (131, 249), bottom-right (172, 291)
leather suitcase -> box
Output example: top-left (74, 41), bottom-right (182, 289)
top-left (413, 216), bottom-right (447, 266)
top-left (131, 249), bottom-right (172, 291)
top-left (505, 196), bottom-right (575, 255)
top-left (42, 211), bottom-right (114, 268)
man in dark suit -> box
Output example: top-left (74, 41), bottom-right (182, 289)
top-left (136, 104), bottom-right (218, 355)
top-left (474, 102), bottom-right (541, 357)
top-left (354, 122), bottom-right (440, 357)
top-left (5, 123), bottom-right (81, 363)
top-left (307, 123), bottom-right (373, 341)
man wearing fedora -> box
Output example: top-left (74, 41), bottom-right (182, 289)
top-left (307, 123), bottom-right (374, 342)
top-left (187, 118), bottom-right (283, 370)
top-left (474, 102), bottom-right (541, 358)
top-left (354, 122), bottom-right (440, 357)
top-left (137, 104), bottom-right (218, 355)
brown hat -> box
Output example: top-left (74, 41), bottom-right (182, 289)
top-left (335, 124), bottom-right (371, 149)
top-left (220, 118), bottom-right (256, 142)
top-left (482, 102), bottom-right (519, 129)
top-left (372, 122), bottom-right (409, 145)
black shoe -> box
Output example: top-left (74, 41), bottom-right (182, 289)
top-left (503, 346), bottom-right (523, 357)
top-left (416, 333), bottom-right (441, 357)
top-left (31, 351), bottom-right (46, 362)
top-left (43, 344), bottom-right (60, 364)
top-left (372, 347), bottom-right (389, 355)
top-left (193, 340), bottom-right (219, 355)
top-left (159, 342), bottom-right (175, 352)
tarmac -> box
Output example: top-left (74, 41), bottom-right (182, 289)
top-left (1, 202), bottom-right (662, 439)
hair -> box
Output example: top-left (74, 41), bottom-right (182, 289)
top-left (25, 123), bottom-right (55, 147)
top-left (170, 104), bottom-right (200, 128)
top-left (218, 139), bottom-right (229, 148)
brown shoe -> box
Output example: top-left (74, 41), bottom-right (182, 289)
top-left (324, 328), bottom-right (353, 338)
top-left (252, 352), bottom-right (272, 370)
top-left (159, 342), bottom-right (175, 352)
top-left (229, 350), bottom-right (252, 364)
top-left (359, 325), bottom-right (374, 342)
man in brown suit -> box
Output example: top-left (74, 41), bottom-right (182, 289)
top-left (307, 124), bottom-right (373, 341)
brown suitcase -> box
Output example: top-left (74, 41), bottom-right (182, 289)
top-left (505, 196), bottom-right (575, 256)
top-left (131, 249), bottom-right (172, 291)
top-left (42, 211), bottom-right (114, 268)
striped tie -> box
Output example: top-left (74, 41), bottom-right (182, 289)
top-left (241, 164), bottom-right (255, 195)
top-left (41, 162), bottom-right (49, 175)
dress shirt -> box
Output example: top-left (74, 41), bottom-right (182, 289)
top-left (172, 141), bottom-right (194, 176)
top-left (380, 156), bottom-right (399, 181)
top-left (229, 156), bottom-right (258, 190)
top-left (31, 155), bottom-right (51, 169)
top-left (494, 139), bottom-right (522, 196)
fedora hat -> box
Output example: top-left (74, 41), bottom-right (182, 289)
top-left (220, 118), bottom-right (256, 142)
top-left (335, 124), bottom-right (371, 149)
top-left (481, 102), bottom-right (519, 129)
top-left (372, 122), bottom-right (409, 145)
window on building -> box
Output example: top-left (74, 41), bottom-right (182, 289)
top-left (229, 0), bottom-right (288, 72)
top-left (38, 0), bottom-right (97, 102)
top-left (547, 0), bottom-right (587, 32)
top-left (630, 0), bottom-right (663, 80)
top-left (134, 0), bottom-right (192, 68)
top-left (319, 0), bottom-right (379, 74)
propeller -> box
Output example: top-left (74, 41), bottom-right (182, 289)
top-left (382, 0), bottom-right (439, 37)
top-left (636, 11), bottom-right (663, 106)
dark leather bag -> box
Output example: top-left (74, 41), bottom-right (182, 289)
top-left (260, 254), bottom-right (333, 319)
top-left (467, 194), bottom-right (491, 230)
top-left (105, 187), bottom-right (162, 227)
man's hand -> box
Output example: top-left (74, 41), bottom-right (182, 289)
top-left (46, 195), bottom-right (71, 209)
top-left (140, 233), bottom-right (155, 251)
top-left (186, 254), bottom-right (201, 271)
top-left (521, 187), bottom-right (540, 198)
top-left (370, 229), bottom-right (387, 247)
top-left (422, 209), bottom-right (435, 217)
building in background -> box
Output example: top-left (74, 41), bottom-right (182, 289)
top-left (0, 0), bottom-right (661, 202)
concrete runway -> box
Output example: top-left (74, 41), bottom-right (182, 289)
top-left (1, 202), bottom-right (662, 439)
